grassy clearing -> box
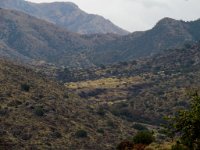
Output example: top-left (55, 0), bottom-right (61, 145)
top-left (65, 76), bottom-right (143, 89)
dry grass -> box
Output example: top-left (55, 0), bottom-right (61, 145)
top-left (0, 59), bottom-right (136, 149)
top-left (65, 76), bottom-right (143, 89)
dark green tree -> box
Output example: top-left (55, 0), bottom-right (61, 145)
top-left (167, 92), bottom-right (200, 149)
top-left (133, 131), bottom-right (154, 145)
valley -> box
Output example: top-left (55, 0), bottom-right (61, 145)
top-left (0, 0), bottom-right (200, 149)
top-left (60, 42), bottom-right (200, 125)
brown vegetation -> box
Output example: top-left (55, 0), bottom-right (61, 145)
top-left (0, 59), bottom-right (136, 149)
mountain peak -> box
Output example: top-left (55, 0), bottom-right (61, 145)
top-left (0, 0), bottom-right (128, 35)
top-left (43, 1), bottom-right (79, 9)
top-left (156, 17), bottom-right (180, 26)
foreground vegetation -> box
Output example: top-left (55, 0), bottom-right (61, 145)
top-left (117, 93), bottom-right (200, 150)
top-left (166, 93), bottom-right (200, 149)
top-left (1, 42), bottom-right (200, 149)
top-left (0, 59), bottom-right (136, 149)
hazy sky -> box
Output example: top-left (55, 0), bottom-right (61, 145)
top-left (27, 0), bottom-right (200, 32)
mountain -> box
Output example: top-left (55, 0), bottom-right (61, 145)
top-left (0, 8), bottom-right (124, 68)
top-left (0, 58), bottom-right (138, 149)
top-left (90, 18), bottom-right (200, 65)
top-left (0, 0), bottom-right (129, 35)
top-left (58, 42), bottom-right (200, 125)
top-left (0, 8), bottom-right (95, 67)
top-left (1, 8), bottom-right (200, 69)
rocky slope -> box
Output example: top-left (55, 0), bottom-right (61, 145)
top-left (0, 8), bottom-right (94, 67)
top-left (1, 8), bottom-right (200, 69)
top-left (0, 0), bottom-right (129, 35)
top-left (90, 18), bottom-right (200, 65)
top-left (0, 58), bottom-right (137, 149)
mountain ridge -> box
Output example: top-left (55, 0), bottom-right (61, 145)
top-left (1, 8), bottom-right (200, 68)
top-left (0, 8), bottom-right (94, 67)
top-left (90, 17), bottom-right (200, 65)
top-left (0, 0), bottom-right (129, 35)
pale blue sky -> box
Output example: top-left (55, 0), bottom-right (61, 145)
top-left (27, 0), bottom-right (200, 32)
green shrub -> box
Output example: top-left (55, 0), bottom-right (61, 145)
top-left (97, 107), bottom-right (106, 116)
top-left (75, 130), bottom-right (87, 138)
top-left (132, 123), bottom-right (148, 131)
top-left (97, 128), bottom-right (104, 134)
top-left (50, 131), bottom-right (62, 139)
top-left (0, 108), bottom-right (8, 116)
top-left (133, 131), bottom-right (154, 145)
top-left (21, 84), bottom-right (30, 92)
top-left (166, 93), bottom-right (200, 149)
top-left (34, 106), bottom-right (44, 116)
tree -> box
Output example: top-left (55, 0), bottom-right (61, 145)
top-left (166, 92), bottom-right (200, 149)
top-left (133, 131), bottom-right (154, 145)
top-left (116, 131), bottom-right (154, 150)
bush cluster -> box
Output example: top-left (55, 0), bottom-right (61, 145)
top-left (75, 130), bottom-right (87, 138)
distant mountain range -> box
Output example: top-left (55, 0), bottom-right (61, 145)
top-left (90, 17), bottom-right (200, 65)
top-left (0, 0), bottom-right (129, 35)
top-left (0, 8), bottom-right (200, 68)
top-left (0, 8), bottom-right (95, 67)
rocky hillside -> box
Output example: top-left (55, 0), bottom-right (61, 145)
top-left (59, 42), bottom-right (200, 125)
top-left (90, 18), bottom-right (200, 65)
top-left (1, 8), bottom-right (200, 69)
top-left (0, 58), bottom-right (138, 149)
top-left (0, 0), bottom-right (129, 35)
top-left (0, 8), bottom-right (124, 68)
top-left (0, 8), bottom-right (94, 67)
